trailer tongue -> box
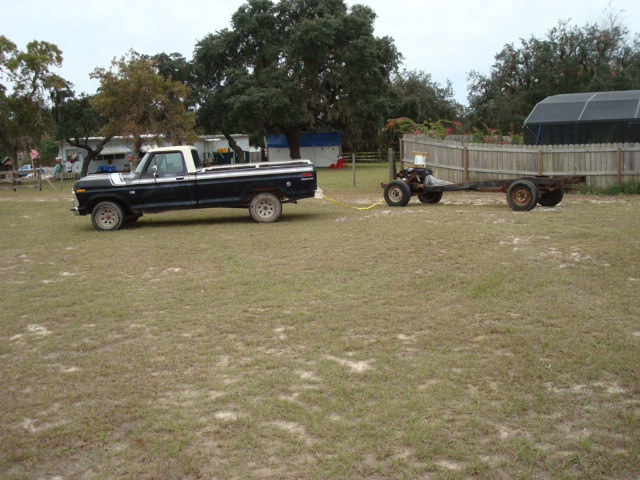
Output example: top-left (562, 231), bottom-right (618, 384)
top-left (382, 166), bottom-right (585, 211)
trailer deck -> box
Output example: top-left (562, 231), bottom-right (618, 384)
top-left (382, 165), bottom-right (585, 211)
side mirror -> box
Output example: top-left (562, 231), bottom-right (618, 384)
top-left (152, 165), bottom-right (158, 177)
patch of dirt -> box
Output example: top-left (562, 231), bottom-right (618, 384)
top-left (324, 355), bottom-right (374, 373)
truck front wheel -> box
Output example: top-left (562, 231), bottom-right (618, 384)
top-left (91, 201), bottom-right (125, 231)
top-left (249, 193), bottom-right (282, 223)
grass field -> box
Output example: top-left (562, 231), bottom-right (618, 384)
top-left (1, 165), bottom-right (639, 479)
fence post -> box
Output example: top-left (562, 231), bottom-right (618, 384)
top-left (352, 153), bottom-right (356, 187)
top-left (388, 148), bottom-right (395, 181)
top-left (463, 147), bottom-right (469, 182)
top-left (537, 150), bottom-right (543, 175)
top-left (616, 147), bottom-right (622, 184)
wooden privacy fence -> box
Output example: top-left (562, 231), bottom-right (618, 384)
top-left (342, 151), bottom-right (400, 163)
top-left (1, 169), bottom-right (79, 191)
top-left (401, 135), bottom-right (640, 188)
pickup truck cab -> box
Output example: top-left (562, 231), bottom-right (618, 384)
top-left (71, 145), bottom-right (317, 231)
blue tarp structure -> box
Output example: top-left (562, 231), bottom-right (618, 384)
top-left (267, 131), bottom-right (341, 148)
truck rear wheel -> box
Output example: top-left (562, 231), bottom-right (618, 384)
top-left (249, 192), bottom-right (282, 223)
top-left (538, 189), bottom-right (564, 207)
top-left (417, 191), bottom-right (443, 204)
top-left (384, 180), bottom-right (411, 206)
top-left (91, 201), bottom-right (125, 231)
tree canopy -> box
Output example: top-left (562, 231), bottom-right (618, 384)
top-left (88, 50), bottom-right (196, 173)
top-left (0, 35), bottom-right (69, 164)
top-left (52, 91), bottom-right (114, 177)
top-left (388, 70), bottom-right (462, 125)
top-left (3, 6), bottom-right (639, 169)
top-left (467, 14), bottom-right (640, 133)
top-left (193, 0), bottom-right (401, 158)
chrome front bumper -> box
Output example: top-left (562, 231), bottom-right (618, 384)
top-left (71, 189), bottom-right (80, 215)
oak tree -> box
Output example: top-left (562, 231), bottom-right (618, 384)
top-left (467, 12), bottom-right (640, 132)
top-left (0, 36), bottom-right (69, 164)
top-left (389, 70), bottom-right (462, 125)
top-left (89, 50), bottom-right (196, 174)
top-left (193, 0), bottom-right (400, 158)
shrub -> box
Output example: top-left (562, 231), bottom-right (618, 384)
top-left (577, 181), bottom-right (640, 195)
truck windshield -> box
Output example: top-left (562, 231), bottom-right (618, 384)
top-left (132, 153), bottom-right (150, 175)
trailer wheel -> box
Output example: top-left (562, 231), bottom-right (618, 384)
top-left (249, 192), bottom-right (282, 223)
top-left (418, 191), bottom-right (443, 204)
top-left (506, 180), bottom-right (538, 211)
top-left (91, 201), bottom-right (125, 231)
top-left (384, 180), bottom-right (411, 207)
top-left (538, 189), bottom-right (564, 207)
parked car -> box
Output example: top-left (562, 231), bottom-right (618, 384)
top-left (18, 164), bottom-right (45, 177)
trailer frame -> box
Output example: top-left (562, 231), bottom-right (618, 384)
top-left (382, 166), bottom-right (586, 211)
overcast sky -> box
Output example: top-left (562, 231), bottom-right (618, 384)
top-left (2, 0), bottom-right (639, 105)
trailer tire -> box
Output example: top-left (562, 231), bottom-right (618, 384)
top-left (91, 201), bottom-right (125, 231)
top-left (538, 189), bottom-right (564, 207)
top-left (507, 180), bottom-right (538, 211)
top-left (384, 180), bottom-right (411, 207)
top-left (249, 192), bottom-right (282, 223)
top-left (418, 191), bottom-right (443, 204)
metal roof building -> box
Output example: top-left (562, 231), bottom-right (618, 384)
top-left (523, 90), bottom-right (640, 145)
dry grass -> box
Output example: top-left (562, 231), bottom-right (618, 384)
top-left (1, 168), bottom-right (639, 479)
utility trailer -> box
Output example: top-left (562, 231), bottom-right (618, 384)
top-left (382, 166), bottom-right (585, 211)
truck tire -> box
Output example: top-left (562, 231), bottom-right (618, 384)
top-left (91, 201), bottom-right (125, 231)
top-left (249, 192), bottom-right (282, 223)
top-left (384, 180), bottom-right (411, 207)
top-left (538, 189), bottom-right (564, 207)
top-left (417, 191), bottom-right (443, 204)
top-left (506, 180), bottom-right (538, 211)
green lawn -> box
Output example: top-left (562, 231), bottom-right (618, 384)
top-left (1, 167), bottom-right (639, 479)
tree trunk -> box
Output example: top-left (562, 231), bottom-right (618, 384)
top-left (70, 136), bottom-right (112, 177)
top-left (285, 129), bottom-right (302, 159)
top-left (80, 151), bottom-right (97, 178)
top-left (222, 132), bottom-right (244, 163)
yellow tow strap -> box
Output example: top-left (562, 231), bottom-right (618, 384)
top-left (321, 194), bottom-right (385, 211)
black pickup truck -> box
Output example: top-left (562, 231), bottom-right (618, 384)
top-left (71, 145), bottom-right (318, 231)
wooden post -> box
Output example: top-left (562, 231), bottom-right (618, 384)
top-left (537, 150), bottom-right (543, 176)
top-left (463, 147), bottom-right (469, 182)
top-left (616, 147), bottom-right (622, 184)
top-left (352, 153), bottom-right (356, 187)
top-left (388, 148), bottom-right (395, 181)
